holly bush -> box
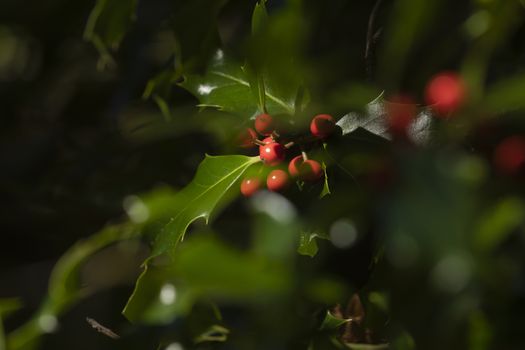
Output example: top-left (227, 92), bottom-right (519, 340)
top-left (2, 0), bottom-right (525, 349)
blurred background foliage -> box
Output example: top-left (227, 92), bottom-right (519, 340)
top-left (1, 0), bottom-right (525, 349)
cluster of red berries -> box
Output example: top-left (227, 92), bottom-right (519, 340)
top-left (239, 113), bottom-right (337, 197)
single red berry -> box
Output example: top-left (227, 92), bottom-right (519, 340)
top-left (237, 128), bottom-right (258, 148)
top-left (425, 72), bottom-right (466, 116)
top-left (288, 155), bottom-right (303, 178)
top-left (385, 95), bottom-right (416, 135)
top-left (240, 177), bottom-right (262, 197)
top-left (494, 136), bottom-right (525, 174)
top-left (255, 113), bottom-right (275, 135)
top-left (300, 160), bottom-right (323, 181)
top-left (288, 156), bottom-right (323, 181)
top-left (267, 169), bottom-right (289, 192)
top-left (310, 114), bottom-right (336, 138)
top-left (259, 142), bottom-right (285, 166)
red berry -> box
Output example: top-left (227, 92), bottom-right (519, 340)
top-left (425, 72), bottom-right (466, 116)
top-left (259, 142), bottom-right (285, 166)
top-left (310, 114), bottom-right (336, 138)
top-left (300, 160), bottom-right (323, 181)
top-left (267, 169), bottom-right (289, 192)
top-left (494, 136), bottom-right (525, 174)
top-left (385, 95), bottom-right (416, 135)
top-left (237, 128), bottom-right (258, 148)
top-left (261, 136), bottom-right (274, 144)
top-left (240, 177), bottom-right (262, 197)
top-left (255, 113), bottom-right (274, 135)
top-left (288, 155), bottom-right (303, 178)
top-left (288, 156), bottom-right (323, 181)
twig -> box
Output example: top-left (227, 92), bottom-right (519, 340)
top-left (86, 317), bottom-right (120, 339)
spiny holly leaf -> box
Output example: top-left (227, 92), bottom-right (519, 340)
top-left (149, 155), bottom-right (260, 259)
top-left (179, 51), bottom-right (295, 118)
top-left (337, 101), bottom-right (390, 140)
top-left (337, 95), bottom-right (433, 145)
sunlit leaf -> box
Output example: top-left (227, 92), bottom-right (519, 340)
top-left (149, 155), bottom-right (260, 259)
top-left (180, 53), bottom-right (295, 118)
top-left (337, 96), bottom-right (433, 145)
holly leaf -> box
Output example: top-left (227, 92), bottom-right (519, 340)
top-left (149, 155), bottom-right (260, 259)
top-left (337, 102), bottom-right (391, 140)
top-left (337, 95), bottom-right (433, 145)
top-left (320, 310), bottom-right (351, 331)
top-left (123, 235), bottom-right (290, 324)
top-left (179, 52), bottom-right (295, 118)
top-left (407, 108), bottom-right (433, 145)
top-left (298, 231), bottom-right (327, 257)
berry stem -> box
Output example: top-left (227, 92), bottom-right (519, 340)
top-left (284, 141), bottom-right (295, 149)
top-left (301, 151), bottom-right (308, 161)
top-left (253, 139), bottom-right (266, 146)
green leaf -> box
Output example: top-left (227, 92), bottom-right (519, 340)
top-left (194, 324), bottom-right (230, 343)
top-left (298, 231), bottom-right (327, 257)
top-left (180, 52), bottom-right (295, 117)
top-left (0, 299), bottom-right (22, 350)
top-left (320, 310), bottom-right (351, 331)
top-left (389, 331), bottom-right (415, 350)
top-left (170, 0), bottom-right (230, 72)
top-left (336, 97), bottom-right (390, 140)
top-left (7, 224), bottom-right (140, 350)
top-left (468, 310), bottom-right (492, 350)
top-left (485, 73), bottom-right (525, 111)
top-left (244, 63), bottom-right (267, 114)
top-left (320, 162), bottom-right (331, 198)
top-left (149, 155), bottom-right (260, 259)
top-left (0, 299), bottom-right (22, 319)
top-left (84, 0), bottom-right (137, 67)
top-left (475, 197), bottom-right (525, 252)
top-left (337, 95), bottom-right (433, 145)
top-left (252, 0), bottom-right (269, 36)
top-left (123, 235), bottom-right (290, 324)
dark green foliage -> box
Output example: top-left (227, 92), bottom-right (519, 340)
top-left (2, 1), bottom-right (525, 350)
